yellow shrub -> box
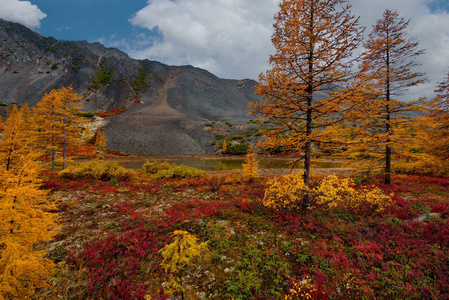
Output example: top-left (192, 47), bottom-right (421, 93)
top-left (313, 175), bottom-right (355, 210)
top-left (262, 173), bottom-right (308, 212)
top-left (313, 175), bottom-right (391, 214)
top-left (141, 160), bottom-right (172, 174)
top-left (159, 231), bottom-right (208, 296)
top-left (59, 159), bottom-right (136, 181)
top-left (284, 276), bottom-right (322, 300)
top-left (141, 161), bottom-right (205, 179)
top-left (262, 174), bottom-right (392, 214)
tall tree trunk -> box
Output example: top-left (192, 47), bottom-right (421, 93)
top-left (385, 33), bottom-right (392, 184)
top-left (63, 122), bottom-right (66, 170)
top-left (51, 126), bottom-right (55, 171)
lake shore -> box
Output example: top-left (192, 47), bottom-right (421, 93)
top-left (80, 155), bottom-right (353, 177)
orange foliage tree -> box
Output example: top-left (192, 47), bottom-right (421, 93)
top-left (34, 86), bottom-right (85, 170)
top-left (95, 129), bottom-right (107, 156)
top-left (353, 9), bottom-right (426, 184)
top-left (0, 108), bottom-right (57, 298)
top-left (0, 105), bottom-right (36, 171)
top-left (251, 0), bottom-right (364, 192)
top-left (427, 71), bottom-right (449, 160)
top-left (242, 144), bottom-right (259, 179)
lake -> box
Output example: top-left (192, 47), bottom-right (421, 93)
top-left (121, 158), bottom-right (344, 171)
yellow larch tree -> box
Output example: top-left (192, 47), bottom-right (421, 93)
top-left (0, 110), bottom-right (58, 299)
top-left (353, 9), bottom-right (427, 184)
top-left (222, 139), bottom-right (227, 154)
top-left (251, 0), bottom-right (364, 197)
top-left (242, 144), bottom-right (259, 179)
top-left (159, 231), bottom-right (208, 298)
top-left (59, 87), bottom-right (85, 169)
top-left (34, 86), bottom-right (85, 170)
top-left (0, 104), bottom-right (36, 171)
top-left (84, 124), bottom-right (92, 145)
top-left (95, 129), bottom-right (107, 156)
top-left (427, 70), bottom-right (449, 160)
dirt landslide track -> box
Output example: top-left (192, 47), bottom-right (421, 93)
top-left (105, 69), bottom-right (208, 156)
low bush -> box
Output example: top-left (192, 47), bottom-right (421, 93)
top-left (141, 161), bottom-right (172, 175)
top-left (152, 164), bottom-right (205, 179)
top-left (59, 160), bottom-right (136, 181)
top-left (141, 161), bottom-right (205, 179)
top-left (262, 173), bottom-right (392, 215)
top-left (263, 173), bottom-right (308, 212)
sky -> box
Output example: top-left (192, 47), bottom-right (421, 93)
top-left (1, 0), bottom-right (449, 100)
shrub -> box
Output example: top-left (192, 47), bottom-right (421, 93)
top-left (141, 161), bottom-right (173, 175)
top-left (141, 161), bottom-right (205, 179)
top-left (262, 173), bottom-right (392, 214)
top-left (97, 106), bottom-right (126, 118)
top-left (152, 164), bottom-right (205, 180)
top-left (263, 173), bottom-right (308, 212)
top-left (76, 111), bottom-right (95, 118)
top-left (59, 160), bottom-right (136, 181)
top-left (314, 175), bottom-right (391, 214)
top-left (224, 143), bottom-right (249, 155)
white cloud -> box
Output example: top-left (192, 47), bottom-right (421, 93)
top-left (127, 0), bottom-right (278, 79)
top-left (56, 25), bottom-right (74, 32)
top-left (122, 0), bottom-right (449, 99)
top-left (0, 0), bottom-right (46, 30)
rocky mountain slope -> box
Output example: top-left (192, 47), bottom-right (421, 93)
top-left (0, 18), bottom-right (260, 155)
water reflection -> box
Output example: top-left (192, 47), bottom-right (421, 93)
top-left (121, 159), bottom-right (343, 171)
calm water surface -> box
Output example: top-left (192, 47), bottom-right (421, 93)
top-left (122, 159), bottom-right (343, 171)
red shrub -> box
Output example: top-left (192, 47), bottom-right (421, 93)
top-left (68, 226), bottom-right (161, 300)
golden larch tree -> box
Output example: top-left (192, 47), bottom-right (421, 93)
top-left (251, 0), bottom-right (364, 195)
top-left (58, 87), bottom-right (85, 169)
top-left (0, 112), bottom-right (58, 298)
top-left (222, 139), bottom-right (227, 154)
top-left (242, 144), bottom-right (259, 179)
top-left (95, 129), bottom-right (107, 156)
top-left (0, 105), bottom-right (36, 171)
top-left (426, 71), bottom-right (449, 160)
top-left (84, 124), bottom-right (92, 145)
top-left (34, 86), bottom-right (85, 170)
top-left (354, 9), bottom-right (426, 184)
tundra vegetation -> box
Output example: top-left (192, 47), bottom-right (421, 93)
top-left (0, 0), bottom-right (448, 299)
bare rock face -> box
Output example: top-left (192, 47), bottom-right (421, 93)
top-left (0, 18), bottom-right (260, 155)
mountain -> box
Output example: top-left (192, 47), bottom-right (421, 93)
top-left (0, 18), bottom-right (260, 155)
